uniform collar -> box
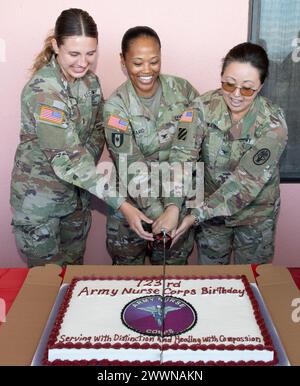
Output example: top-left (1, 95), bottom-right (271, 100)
top-left (49, 55), bottom-right (69, 92)
top-left (206, 89), bottom-right (231, 132)
top-left (207, 89), bottom-right (264, 140)
top-left (126, 74), bottom-right (176, 119)
top-left (49, 55), bottom-right (92, 101)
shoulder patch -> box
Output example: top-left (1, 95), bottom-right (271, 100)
top-left (112, 132), bottom-right (124, 148)
top-left (179, 110), bottom-right (193, 123)
top-left (107, 115), bottom-right (129, 131)
top-left (39, 105), bottom-right (64, 124)
top-left (177, 127), bottom-right (188, 141)
top-left (253, 148), bottom-right (271, 165)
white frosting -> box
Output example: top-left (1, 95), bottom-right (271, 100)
top-left (47, 277), bottom-right (275, 364)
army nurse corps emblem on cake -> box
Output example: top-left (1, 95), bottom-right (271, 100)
top-left (121, 295), bottom-right (197, 336)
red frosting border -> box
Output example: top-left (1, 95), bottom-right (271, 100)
top-left (43, 275), bottom-right (278, 366)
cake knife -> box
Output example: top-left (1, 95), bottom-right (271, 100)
top-left (160, 228), bottom-right (167, 364)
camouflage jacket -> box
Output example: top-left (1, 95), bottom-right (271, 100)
top-left (104, 74), bottom-right (199, 219)
top-left (169, 89), bottom-right (288, 226)
top-left (10, 56), bottom-right (123, 224)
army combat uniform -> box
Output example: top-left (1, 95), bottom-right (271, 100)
top-left (168, 89), bottom-right (288, 264)
top-left (104, 75), bottom-right (199, 265)
top-left (10, 56), bottom-right (123, 267)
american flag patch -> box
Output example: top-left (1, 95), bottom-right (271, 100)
top-left (107, 115), bottom-right (129, 131)
top-left (39, 106), bottom-right (64, 124)
top-left (179, 110), bottom-right (193, 123)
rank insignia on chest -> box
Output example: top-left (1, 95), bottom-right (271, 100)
top-left (179, 110), bottom-right (193, 123)
top-left (39, 105), bottom-right (64, 124)
top-left (107, 115), bottom-right (129, 131)
top-left (159, 130), bottom-right (169, 142)
top-left (112, 132), bottom-right (124, 148)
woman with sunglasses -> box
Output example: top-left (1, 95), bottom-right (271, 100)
top-left (168, 42), bottom-right (287, 264)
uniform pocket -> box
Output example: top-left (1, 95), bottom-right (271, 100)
top-left (13, 220), bottom-right (59, 259)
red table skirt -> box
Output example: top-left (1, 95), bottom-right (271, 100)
top-left (0, 268), bottom-right (29, 314)
top-left (0, 267), bottom-right (299, 316)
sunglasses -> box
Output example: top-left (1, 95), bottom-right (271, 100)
top-left (221, 81), bottom-right (258, 97)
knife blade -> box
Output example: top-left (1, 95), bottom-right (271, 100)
top-left (160, 228), bottom-right (167, 364)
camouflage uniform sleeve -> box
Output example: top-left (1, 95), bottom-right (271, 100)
top-left (164, 99), bottom-right (206, 209)
top-left (104, 100), bottom-right (164, 220)
top-left (191, 107), bottom-right (288, 222)
top-left (187, 80), bottom-right (200, 101)
top-left (28, 93), bottom-right (124, 210)
top-left (85, 89), bottom-right (105, 163)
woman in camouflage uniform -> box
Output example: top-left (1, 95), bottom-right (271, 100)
top-left (169, 43), bottom-right (288, 264)
top-left (104, 26), bottom-right (200, 265)
top-left (10, 9), bottom-right (152, 267)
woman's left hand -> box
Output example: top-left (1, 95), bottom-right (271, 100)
top-left (152, 205), bottom-right (180, 235)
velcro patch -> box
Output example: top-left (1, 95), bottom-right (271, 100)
top-left (39, 106), bottom-right (64, 124)
top-left (253, 148), bottom-right (271, 165)
top-left (107, 115), bottom-right (129, 131)
top-left (178, 127), bottom-right (187, 141)
top-left (179, 110), bottom-right (193, 123)
top-left (112, 132), bottom-right (124, 148)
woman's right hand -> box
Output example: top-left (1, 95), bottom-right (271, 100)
top-left (152, 205), bottom-right (180, 235)
top-left (171, 214), bottom-right (195, 246)
top-left (119, 202), bottom-right (154, 241)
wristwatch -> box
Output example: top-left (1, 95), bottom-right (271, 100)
top-left (190, 213), bottom-right (201, 226)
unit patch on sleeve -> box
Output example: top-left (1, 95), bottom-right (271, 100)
top-left (107, 115), bottom-right (129, 131)
top-left (39, 105), bottom-right (64, 124)
top-left (112, 132), bottom-right (124, 148)
top-left (253, 148), bottom-right (271, 165)
top-left (179, 110), bottom-right (193, 123)
top-left (177, 127), bottom-right (188, 141)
